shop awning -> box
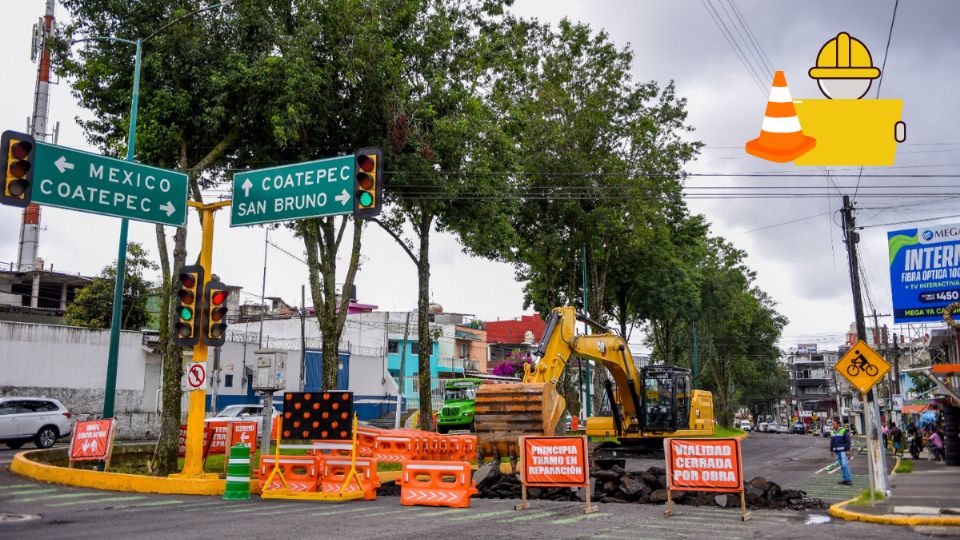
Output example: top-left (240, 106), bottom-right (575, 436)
top-left (901, 404), bottom-right (931, 415)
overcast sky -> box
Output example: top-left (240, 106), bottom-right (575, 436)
top-left (1, 0), bottom-right (958, 351)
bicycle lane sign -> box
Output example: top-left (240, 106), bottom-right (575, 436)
top-left (835, 340), bottom-right (891, 394)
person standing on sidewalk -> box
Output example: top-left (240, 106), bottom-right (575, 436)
top-left (889, 422), bottom-right (904, 457)
top-left (831, 418), bottom-right (853, 486)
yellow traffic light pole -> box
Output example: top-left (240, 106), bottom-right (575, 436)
top-left (172, 199), bottom-right (231, 479)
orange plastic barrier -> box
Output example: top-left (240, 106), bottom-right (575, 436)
top-left (310, 440), bottom-right (354, 458)
top-left (399, 461), bottom-right (478, 508)
top-left (356, 427), bottom-right (383, 458)
top-left (258, 455), bottom-right (321, 492)
top-left (320, 457), bottom-right (380, 500)
top-left (374, 435), bottom-right (414, 462)
top-left (459, 435), bottom-right (477, 461)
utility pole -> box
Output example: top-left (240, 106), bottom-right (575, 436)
top-left (841, 195), bottom-right (889, 498)
top-left (582, 245), bottom-right (591, 418)
top-left (692, 320), bottom-right (699, 388)
top-left (258, 228), bottom-right (268, 348)
top-left (395, 311), bottom-right (411, 429)
top-left (299, 284), bottom-right (306, 390)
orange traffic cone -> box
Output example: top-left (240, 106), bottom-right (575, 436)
top-left (745, 71), bottom-right (816, 163)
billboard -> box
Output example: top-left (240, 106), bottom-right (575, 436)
top-left (888, 223), bottom-right (960, 323)
top-left (797, 343), bottom-right (818, 354)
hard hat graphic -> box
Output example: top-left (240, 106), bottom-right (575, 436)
top-left (809, 32), bottom-right (880, 80)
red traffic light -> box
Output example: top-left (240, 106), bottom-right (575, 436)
top-left (356, 154), bottom-right (375, 173)
top-left (10, 141), bottom-right (32, 160)
top-left (179, 273), bottom-right (196, 288)
top-left (211, 290), bottom-right (228, 306)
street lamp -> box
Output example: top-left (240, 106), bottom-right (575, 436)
top-left (70, 1), bottom-right (232, 421)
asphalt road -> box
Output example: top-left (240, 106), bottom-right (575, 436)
top-left (0, 433), bottom-right (943, 539)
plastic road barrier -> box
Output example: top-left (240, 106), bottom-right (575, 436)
top-left (224, 444), bottom-right (251, 500)
top-left (258, 455), bottom-right (320, 492)
top-left (399, 461), bottom-right (478, 508)
top-left (321, 457), bottom-right (379, 500)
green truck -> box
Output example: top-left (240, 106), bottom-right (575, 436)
top-left (437, 378), bottom-right (483, 434)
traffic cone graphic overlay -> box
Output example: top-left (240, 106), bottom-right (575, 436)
top-left (745, 71), bottom-right (816, 163)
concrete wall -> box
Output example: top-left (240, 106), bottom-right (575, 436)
top-left (0, 321), bottom-right (161, 439)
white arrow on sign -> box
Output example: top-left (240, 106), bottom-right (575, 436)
top-left (241, 178), bottom-right (253, 197)
top-left (159, 201), bottom-right (176, 217)
top-left (55, 156), bottom-right (74, 173)
top-left (240, 431), bottom-right (250, 443)
top-left (335, 189), bottom-right (350, 206)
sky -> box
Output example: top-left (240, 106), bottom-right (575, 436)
top-left (1, 0), bottom-right (958, 352)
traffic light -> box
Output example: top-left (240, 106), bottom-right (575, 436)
top-left (1, 130), bottom-right (36, 207)
top-left (201, 279), bottom-right (229, 347)
top-left (353, 147), bottom-right (382, 217)
top-left (174, 265), bottom-right (204, 348)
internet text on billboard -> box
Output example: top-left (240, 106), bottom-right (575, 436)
top-left (888, 223), bottom-right (960, 323)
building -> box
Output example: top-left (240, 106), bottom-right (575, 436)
top-left (784, 345), bottom-right (840, 425)
top-left (0, 261), bottom-right (91, 324)
top-left (485, 314), bottom-right (545, 372)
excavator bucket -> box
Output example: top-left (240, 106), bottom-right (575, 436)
top-left (473, 382), bottom-right (566, 460)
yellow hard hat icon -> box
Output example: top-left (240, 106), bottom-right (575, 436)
top-left (809, 32), bottom-right (880, 80)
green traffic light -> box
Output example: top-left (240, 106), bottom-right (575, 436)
top-left (358, 191), bottom-right (373, 207)
top-left (180, 307), bottom-right (193, 321)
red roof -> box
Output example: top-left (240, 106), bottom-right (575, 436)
top-left (485, 314), bottom-right (545, 344)
top-left (901, 404), bottom-right (931, 415)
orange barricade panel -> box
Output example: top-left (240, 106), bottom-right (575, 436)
top-left (459, 435), bottom-right (477, 461)
top-left (399, 461), bottom-right (478, 508)
top-left (321, 457), bottom-right (380, 500)
top-left (258, 455), bottom-right (321, 492)
top-left (356, 427), bottom-right (382, 458)
top-left (310, 440), bottom-right (354, 458)
top-left (374, 436), bottom-right (413, 462)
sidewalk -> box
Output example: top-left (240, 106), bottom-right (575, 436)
top-left (830, 456), bottom-right (960, 526)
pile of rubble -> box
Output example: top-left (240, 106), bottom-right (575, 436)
top-left (590, 465), bottom-right (826, 510)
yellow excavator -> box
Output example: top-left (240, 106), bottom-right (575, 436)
top-left (474, 306), bottom-right (714, 465)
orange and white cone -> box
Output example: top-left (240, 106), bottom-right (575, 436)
top-left (745, 71), bottom-right (816, 163)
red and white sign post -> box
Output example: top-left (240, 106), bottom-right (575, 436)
top-left (68, 419), bottom-right (116, 469)
top-left (516, 435), bottom-right (596, 514)
top-left (229, 421), bottom-right (259, 454)
top-left (663, 437), bottom-right (749, 521)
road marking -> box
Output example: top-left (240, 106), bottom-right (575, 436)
top-left (3, 488), bottom-right (60, 497)
top-left (401, 508), bottom-right (468, 518)
top-left (114, 500), bottom-right (185, 511)
top-left (354, 508), bottom-right (411, 518)
top-left (504, 510), bottom-right (557, 523)
top-left (0, 484), bottom-right (34, 491)
top-left (550, 512), bottom-right (608, 524)
top-left (449, 510), bottom-right (515, 521)
top-left (47, 495), bottom-right (148, 507)
top-left (259, 506), bottom-right (324, 516)
top-left (225, 504), bottom-right (289, 513)
top-left (183, 502), bottom-right (255, 512)
top-left (17, 492), bottom-right (98, 503)
top-left (309, 507), bottom-right (370, 517)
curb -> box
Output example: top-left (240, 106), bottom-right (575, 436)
top-left (11, 450), bottom-right (226, 495)
top-left (829, 455), bottom-right (960, 527)
top-left (829, 497), bottom-right (960, 527)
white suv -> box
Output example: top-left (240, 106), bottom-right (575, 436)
top-left (0, 397), bottom-right (73, 449)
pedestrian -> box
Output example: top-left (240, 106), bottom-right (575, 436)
top-left (882, 422), bottom-right (889, 449)
top-left (928, 429), bottom-right (945, 462)
top-left (830, 417), bottom-right (853, 486)
top-left (889, 422), bottom-right (903, 457)
top-left (907, 423), bottom-right (922, 459)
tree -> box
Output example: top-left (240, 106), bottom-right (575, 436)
top-left (496, 19), bottom-right (701, 413)
top-left (374, 0), bottom-right (518, 428)
top-left (65, 242), bottom-right (157, 330)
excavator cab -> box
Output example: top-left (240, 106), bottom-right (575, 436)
top-left (639, 366), bottom-right (691, 433)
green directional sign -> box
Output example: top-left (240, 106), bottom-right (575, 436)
top-left (31, 142), bottom-right (189, 226)
top-left (231, 154), bottom-right (355, 227)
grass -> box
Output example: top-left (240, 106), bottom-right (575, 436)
top-left (850, 489), bottom-right (886, 506)
top-left (711, 426), bottom-right (746, 438)
top-left (894, 459), bottom-right (914, 474)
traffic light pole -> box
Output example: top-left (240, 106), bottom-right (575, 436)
top-left (175, 199), bottom-right (230, 478)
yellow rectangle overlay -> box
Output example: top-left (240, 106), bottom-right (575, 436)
top-left (793, 99), bottom-right (903, 166)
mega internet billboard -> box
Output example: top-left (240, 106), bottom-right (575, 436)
top-left (888, 223), bottom-right (960, 323)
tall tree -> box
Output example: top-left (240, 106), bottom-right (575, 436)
top-left (65, 242), bottom-right (157, 330)
top-left (374, 0), bottom-right (518, 428)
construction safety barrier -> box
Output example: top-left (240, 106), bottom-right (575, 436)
top-left (258, 455), bottom-right (320, 492)
top-left (320, 457), bottom-right (379, 500)
top-left (399, 461), bottom-right (477, 509)
top-left (310, 440), bottom-right (354, 458)
top-left (356, 427), bottom-right (383, 457)
top-left (224, 444), bottom-right (251, 500)
top-left (374, 435), bottom-right (414, 462)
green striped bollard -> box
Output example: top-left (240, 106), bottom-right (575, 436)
top-left (224, 444), bottom-right (251, 500)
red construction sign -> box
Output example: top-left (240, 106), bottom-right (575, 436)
top-left (665, 438), bottom-right (743, 492)
top-left (520, 435), bottom-right (588, 487)
top-left (229, 421), bottom-right (259, 454)
top-left (68, 419), bottom-right (115, 461)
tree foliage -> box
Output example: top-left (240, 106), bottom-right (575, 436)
top-left (65, 242), bottom-right (157, 331)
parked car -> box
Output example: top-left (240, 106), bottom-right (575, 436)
top-left (822, 424), bottom-right (834, 438)
top-left (0, 397), bottom-right (73, 449)
top-left (739, 420), bottom-right (752, 432)
top-left (775, 423), bottom-right (790, 434)
top-left (790, 421), bottom-right (806, 434)
top-left (206, 403), bottom-right (280, 424)
top-left (757, 422), bottom-right (769, 433)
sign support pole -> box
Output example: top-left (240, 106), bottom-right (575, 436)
top-left (174, 200), bottom-right (230, 478)
top-left (102, 38), bottom-right (142, 423)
